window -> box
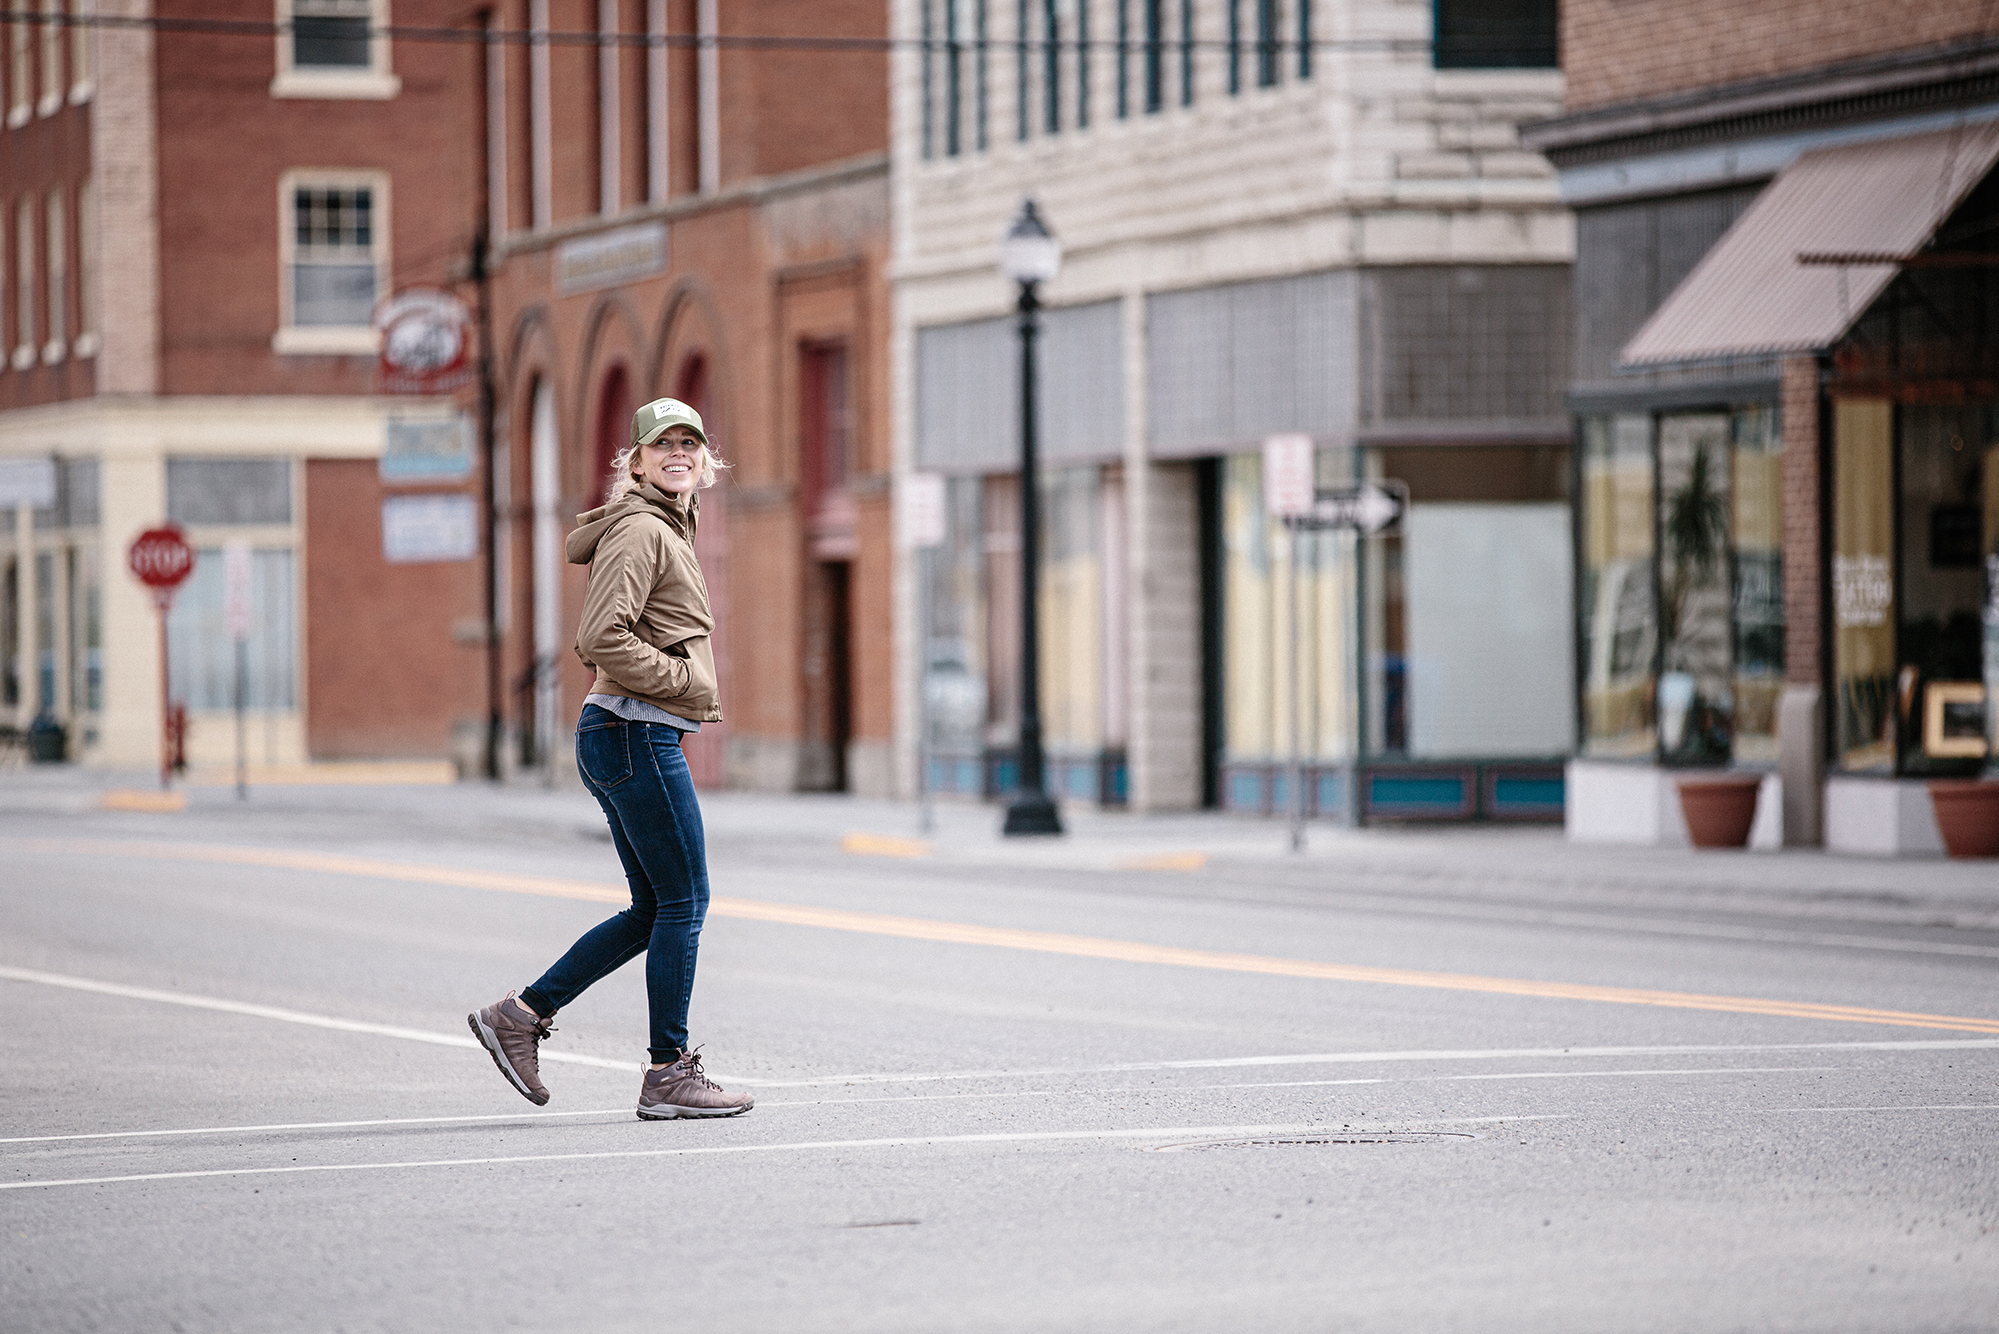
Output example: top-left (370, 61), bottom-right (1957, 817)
top-left (1178, 0), bottom-right (1192, 108)
top-left (1255, 0), bottom-right (1276, 88)
top-left (1143, 0), bottom-right (1162, 114)
top-left (43, 190), bottom-right (63, 360)
top-left (1041, 0), bottom-right (1058, 134)
top-left (277, 174), bottom-right (387, 354)
top-left (1433, 0), bottom-right (1557, 70)
top-left (74, 176), bottom-right (94, 355)
top-left (272, 0), bottom-right (399, 99)
top-left (166, 547), bottom-right (297, 711)
top-left (8, 0), bottom-right (29, 126)
top-left (1227, 0), bottom-right (1240, 94)
top-left (14, 198), bottom-right (35, 370)
top-left (38, 0), bottom-right (60, 115)
top-left (69, 0), bottom-right (91, 100)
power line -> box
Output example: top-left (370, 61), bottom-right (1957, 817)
top-left (0, 10), bottom-right (1429, 55)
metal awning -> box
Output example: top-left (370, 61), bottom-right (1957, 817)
top-left (1619, 121), bottom-right (1999, 367)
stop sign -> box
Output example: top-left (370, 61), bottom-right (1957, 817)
top-left (129, 526), bottom-right (195, 606)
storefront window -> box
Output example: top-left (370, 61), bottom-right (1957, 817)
top-left (1038, 465), bottom-right (1105, 756)
top-left (1221, 450), bottom-right (1358, 782)
top-left (1896, 404), bottom-right (1992, 776)
top-left (166, 548), bottom-right (297, 710)
top-left (1832, 399), bottom-right (1895, 772)
top-left (922, 475), bottom-right (988, 756)
top-left (1730, 407), bottom-right (1784, 764)
top-left (1579, 415), bottom-right (1658, 757)
top-left (68, 545), bottom-right (100, 716)
top-left (1365, 444), bottom-right (1572, 758)
top-left (1657, 413), bottom-right (1732, 764)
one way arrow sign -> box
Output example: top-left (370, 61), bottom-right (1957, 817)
top-left (1299, 481), bottom-right (1408, 534)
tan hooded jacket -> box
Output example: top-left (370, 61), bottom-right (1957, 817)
top-left (565, 482), bottom-right (723, 722)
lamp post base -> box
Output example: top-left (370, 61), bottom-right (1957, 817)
top-left (1003, 793), bottom-right (1064, 836)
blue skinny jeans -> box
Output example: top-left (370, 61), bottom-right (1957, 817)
top-left (521, 704), bottom-right (708, 1063)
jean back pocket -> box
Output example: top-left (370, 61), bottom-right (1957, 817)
top-left (575, 718), bottom-right (633, 789)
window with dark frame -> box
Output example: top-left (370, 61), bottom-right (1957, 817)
top-left (1144, 0), bottom-right (1163, 113)
top-left (293, 0), bottom-right (371, 70)
top-left (1433, 0), bottom-right (1557, 69)
top-left (1255, 0), bottom-right (1277, 88)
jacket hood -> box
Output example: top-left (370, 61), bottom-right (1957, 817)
top-left (566, 484), bottom-right (697, 564)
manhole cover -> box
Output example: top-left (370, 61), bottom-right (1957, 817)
top-left (1150, 1132), bottom-right (1478, 1152)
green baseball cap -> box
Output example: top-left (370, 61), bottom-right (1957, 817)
top-left (630, 397), bottom-right (708, 449)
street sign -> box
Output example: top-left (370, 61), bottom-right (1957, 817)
top-left (224, 541), bottom-right (254, 641)
top-left (1298, 481), bottom-right (1409, 534)
top-left (1262, 433), bottom-right (1315, 519)
top-left (128, 525), bottom-right (196, 609)
top-left (903, 471), bottom-right (948, 550)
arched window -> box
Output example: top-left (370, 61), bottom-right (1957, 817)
top-left (593, 365), bottom-right (633, 502)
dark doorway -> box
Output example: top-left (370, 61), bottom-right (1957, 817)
top-left (800, 559), bottom-right (852, 790)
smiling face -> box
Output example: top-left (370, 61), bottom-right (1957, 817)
top-left (633, 425), bottom-right (705, 495)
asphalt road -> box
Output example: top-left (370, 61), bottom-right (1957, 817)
top-left (2, 778), bottom-right (1996, 1333)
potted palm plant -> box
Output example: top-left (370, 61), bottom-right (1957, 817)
top-left (1663, 442), bottom-right (1759, 847)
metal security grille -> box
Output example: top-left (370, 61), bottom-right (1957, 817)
top-left (1573, 186), bottom-right (1760, 383)
top-left (916, 301), bottom-right (1124, 472)
top-left (1363, 265), bottom-right (1569, 424)
top-left (1148, 270), bottom-right (1357, 454)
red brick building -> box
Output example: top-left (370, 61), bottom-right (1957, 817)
top-left (1, 0), bottom-right (491, 772)
top-left (483, 0), bottom-right (892, 792)
top-left (1526, 2), bottom-right (1999, 854)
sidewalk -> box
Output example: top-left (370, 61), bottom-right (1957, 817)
top-left (3, 763), bottom-right (1993, 917)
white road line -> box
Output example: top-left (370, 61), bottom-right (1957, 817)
top-left (0, 1116), bottom-right (1558, 1193)
top-left (0, 964), bottom-right (633, 1073)
top-left (0, 1069), bottom-right (1829, 1149)
top-left (746, 1039), bottom-right (1999, 1087)
top-left (1778, 1104), bottom-right (1999, 1113)
top-left (7, 963), bottom-right (1995, 1095)
top-left (0, 1108), bottom-right (635, 1146)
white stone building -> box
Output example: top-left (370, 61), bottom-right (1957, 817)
top-left (891, 0), bottom-right (1576, 820)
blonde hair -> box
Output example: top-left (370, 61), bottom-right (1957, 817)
top-left (605, 431), bottom-right (728, 503)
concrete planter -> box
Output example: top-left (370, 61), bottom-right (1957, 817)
top-left (1676, 775), bottom-right (1762, 849)
top-left (1928, 781), bottom-right (1999, 858)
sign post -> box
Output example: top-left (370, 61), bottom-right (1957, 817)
top-left (127, 526), bottom-right (196, 790)
top-left (224, 541), bottom-right (253, 800)
top-left (1263, 436), bottom-right (1314, 853)
top-left (904, 472), bottom-right (949, 834)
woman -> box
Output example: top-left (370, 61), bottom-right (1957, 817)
top-left (469, 397), bottom-right (752, 1120)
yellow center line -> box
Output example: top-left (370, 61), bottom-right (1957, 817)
top-left (13, 837), bottom-right (1999, 1036)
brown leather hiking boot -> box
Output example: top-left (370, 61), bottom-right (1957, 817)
top-left (636, 1048), bottom-right (754, 1119)
top-left (468, 994), bottom-right (555, 1105)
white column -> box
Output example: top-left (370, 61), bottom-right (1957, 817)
top-left (697, 0), bottom-right (719, 192)
top-left (598, 0), bottom-right (620, 215)
top-left (530, 0), bottom-right (552, 229)
top-left (50, 536), bottom-right (70, 720)
top-left (88, 0), bottom-right (156, 394)
top-left (530, 383), bottom-right (562, 765)
top-left (646, 0), bottom-right (667, 203)
top-left (486, 10), bottom-right (506, 240)
top-left (94, 450), bottom-right (164, 768)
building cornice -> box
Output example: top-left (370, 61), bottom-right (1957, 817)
top-left (496, 152), bottom-right (890, 259)
top-left (1522, 36), bottom-right (1999, 166)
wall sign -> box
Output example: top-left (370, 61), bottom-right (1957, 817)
top-left (381, 417), bottom-right (475, 483)
top-left (556, 222), bottom-right (669, 295)
top-left (382, 494), bottom-right (479, 564)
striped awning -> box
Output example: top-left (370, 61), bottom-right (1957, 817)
top-left (1619, 120), bottom-right (1999, 367)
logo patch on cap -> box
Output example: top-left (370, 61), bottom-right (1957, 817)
top-left (655, 400), bottom-right (687, 421)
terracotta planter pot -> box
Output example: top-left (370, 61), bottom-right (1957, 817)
top-left (1677, 776), bottom-right (1762, 849)
top-left (1929, 781), bottom-right (1999, 859)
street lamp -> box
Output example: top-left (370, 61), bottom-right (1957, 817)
top-left (1000, 199), bottom-right (1063, 836)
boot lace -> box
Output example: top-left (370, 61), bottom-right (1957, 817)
top-left (680, 1047), bottom-right (722, 1091)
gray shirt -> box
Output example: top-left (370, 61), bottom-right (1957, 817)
top-left (583, 693), bottom-right (702, 733)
